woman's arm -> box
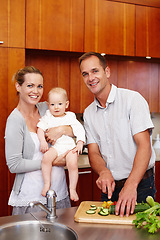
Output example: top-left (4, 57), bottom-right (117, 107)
top-left (45, 125), bottom-right (74, 145)
top-left (5, 113), bottom-right (41, 173)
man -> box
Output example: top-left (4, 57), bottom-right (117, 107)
top-left (79, 52), bottom-right (156, 217)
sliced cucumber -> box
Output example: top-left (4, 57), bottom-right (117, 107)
top-left (90, 204), bottom-right (96, 207)
top-left (90, 206), bottom-right (97, 210)
top-left (98, 208), bottom-right (109, 216)
top-left (86, 209), bottom-right (96, 214)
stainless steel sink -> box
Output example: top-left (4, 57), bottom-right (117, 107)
top-left (0, 220), bottom-right (78, 240)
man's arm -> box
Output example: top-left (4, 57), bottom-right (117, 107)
top-left (88, 143), bottom-right (115, 199)
top-left (45, 125), bottom-right (74, 145)
top-left (115, 129), bottom-right (152, 217)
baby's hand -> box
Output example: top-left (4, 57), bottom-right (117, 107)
top-left (40, 140), bottom-right (49, 153)
top-left (72, 140), bottom-right (84, 155)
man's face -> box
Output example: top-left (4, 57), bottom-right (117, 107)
top-left (80, 56), bottom-right (110, 97)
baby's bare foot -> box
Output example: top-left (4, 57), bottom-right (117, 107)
top-left (70, 188), bottom-right (79, 202)
top-left (41, 184), bottom-right (49, 197)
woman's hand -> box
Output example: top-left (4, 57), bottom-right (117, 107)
top-left (45, 126), bottom-right (74, 145)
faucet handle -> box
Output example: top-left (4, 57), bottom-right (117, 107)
top-left (46, 189), bottom-right (57, 198)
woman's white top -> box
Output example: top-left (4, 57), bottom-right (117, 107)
top-left (8, 132), bottom-right (68, 206)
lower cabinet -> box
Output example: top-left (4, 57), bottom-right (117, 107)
top-left (155, 161), bottom-right (160, 203)
top-left (66, 162), bottom-right (160, 207)
top-left (65, 168), bottom-right (101, 207)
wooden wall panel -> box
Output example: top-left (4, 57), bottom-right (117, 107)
top-left (25, 50), bottom-right (70, 104)
top-left (84, 0), bottom-right (97, 51)
top-left (148, 7), bottom-right (160, 58)
top-left (70, 57), bottom-right (94, 113)
top-left (85, 0), bottom-right (135, 56)
top-left (107, 0), bottom-right (160, 8)
top-left (0, 0), bottom-right (25, 48)
top-left (25, 0), bottom-right (40, 49)
top-left (70, 58), bottom-right (82, 112)
top-left (135, 6), bottom-right (147, 57)
top-left (26, 0), bottom-right (84, 51)
top-left (0, 48), bottom-right (8, 217)
top-left (8, 48), bottom-right (25, 114)
top-left (0, 48), bottom-right (25, 217)
top-left (136, 6), bottom-right (160, 58)
top-left (149, 64), bottom-right (159, 113)
top-left (116, 60), bottom-right (159, 112)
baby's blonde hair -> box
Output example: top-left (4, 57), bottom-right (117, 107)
top-left (48, 87), bottom-right (68, 102)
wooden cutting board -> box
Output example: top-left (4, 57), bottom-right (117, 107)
top-left (74, 201), bottom-right (136, 225)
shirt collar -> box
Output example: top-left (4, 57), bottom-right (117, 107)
top-left (94, 84), bottom-right (117, 110)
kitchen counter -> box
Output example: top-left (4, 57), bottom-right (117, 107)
top-left (0, 207), bottom-right (159, 240)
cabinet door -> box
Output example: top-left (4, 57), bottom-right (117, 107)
top-left (84, 0), bottom-right (135, 56)
top-left (0, 0), bottom-right (25, 48)
top-left (155, 161), bottom-right (160, 203)
top-left (92, 172), bottom-right (101, 201)
top-left (70, 57), bottom-right (94, 113)
top-left (26, 0), bottom-right (84, 52)
top-left (136, 6), bottom-right (160, 58)
top-left (117, 60), bottom-right (159, 112)
top-left (0, 48), bottom-right (25, 216)
top-left (65, 168), bottom-right (93, 207)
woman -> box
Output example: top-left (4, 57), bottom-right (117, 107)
top-left (5, 66), bottom-right (72, 215)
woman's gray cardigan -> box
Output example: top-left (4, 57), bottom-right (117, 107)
top-left (5, 102), bottom-right (48, 194)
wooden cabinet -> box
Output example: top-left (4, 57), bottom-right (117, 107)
top-left (65, 168), bottom-right (93, 207)
top-left (0, 0), bottom-right (25, 216)
top-left (25, 0), bottom-right (160, 57)
top-left (70, 56), bottom-right (94, 113)
top-left (0, 0), bottom-right (25, 48)
top-left (25, 51), bottom-right (94, 113)
top-left (114, 59), bottom-right (159, 112)
top-left (65, 167), bottom-right (101, 207)
top-left (26, 0), bottom-right (84, 52)
top-left (155, 161), bottom-right (160, 203)
top-left (136, 6), bottom-right (160, 58)
top-left (0, 48), bottom-right (25, 217)
top-left (84, 0), bottom-right (135, 56)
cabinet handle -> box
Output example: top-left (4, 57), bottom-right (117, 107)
top-left (78, 170), bottom-right (91, 175)
top-left (0, 41), bottom-right (4, 44)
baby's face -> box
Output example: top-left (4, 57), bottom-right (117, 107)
top-left (48, 92), bottom-right (69, 117)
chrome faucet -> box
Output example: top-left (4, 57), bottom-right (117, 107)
top-left (30, 189), bottom-right (57, 219)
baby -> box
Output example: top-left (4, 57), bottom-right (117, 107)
top-left (37, 87), bottom-right (85, 201)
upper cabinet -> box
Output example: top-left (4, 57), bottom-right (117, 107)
top-left (84, 0), bottom-right (135, 56)
top-left (136, 6), bottom-right (160, 58)
top-left (26, 0), bottom-right (84, 52)
top-left (25, 0), bottom-right (160, 58)
top-left (0, 0), bottom-right (25, 48)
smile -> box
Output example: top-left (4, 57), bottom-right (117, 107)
top-left (90, 82), bottom-right (98, 86)
top-left (30, 95), bottom-right (38, 99)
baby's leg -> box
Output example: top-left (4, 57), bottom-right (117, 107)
top-left (41, 147), bottom-right (58, 196)
top-left (66, 151), bottom-right (79, 201)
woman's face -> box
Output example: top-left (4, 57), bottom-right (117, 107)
top-left (16, 73), bottom-right (44, 105)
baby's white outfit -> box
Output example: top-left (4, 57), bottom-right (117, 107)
top-left (37, 111), bottom-right (85, 155)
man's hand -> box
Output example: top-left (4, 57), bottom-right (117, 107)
top-left (96, 169), bottom-right (115, 199)
top-left (115, 181), bottom-right (137, 217)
